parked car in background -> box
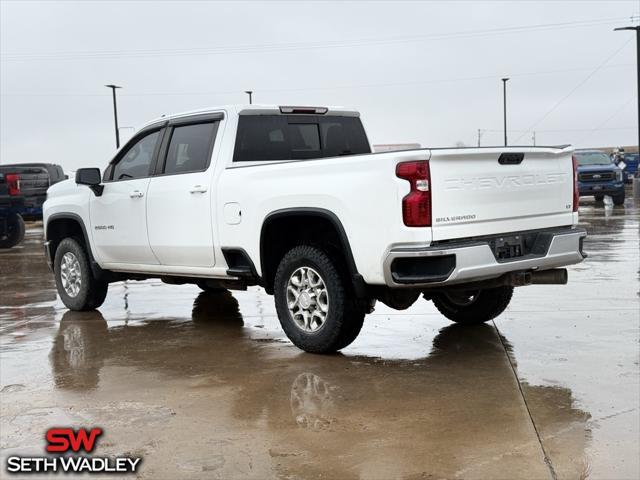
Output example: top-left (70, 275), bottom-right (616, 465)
top-left (0, 172), bottom-right (26, 248)
top-left (615, 152), bottom-right (639, 182)
top-left (0, 163), bottom-right (66, 220)
top-left (574, 149), bottom-right (625, 205)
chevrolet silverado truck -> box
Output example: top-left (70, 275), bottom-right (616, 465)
top-left (43, 105), bottom-right (587, 353)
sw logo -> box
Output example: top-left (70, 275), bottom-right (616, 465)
top-left (6, 427), bottom-right (141, 474)
top-left (46, 427), bottom-right (103, 453)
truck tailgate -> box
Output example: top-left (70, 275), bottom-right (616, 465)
top-left (429, 147), bottom-right (575, 241)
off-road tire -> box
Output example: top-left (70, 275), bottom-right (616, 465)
top-left (0, 213), bottom-right (25, 248)
top-left (432, 286), bottom-right (513, 325)
top-left (333, 300), bottom-right (367, 351)
top-left (54, 238), bottom-right (108, 311)
top-left (613, 193), bottom-right (625, 206)
top-left (274, 245), bottom-right (365, 353)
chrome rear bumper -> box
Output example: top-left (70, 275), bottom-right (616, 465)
top-left (383, 228), bottom-right (587, 288)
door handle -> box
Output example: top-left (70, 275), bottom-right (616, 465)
top-left (129, 190), bottom-right (144, 198)
top-left (190, 185), bottom-right (208, 194)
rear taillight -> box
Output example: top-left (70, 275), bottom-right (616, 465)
top-left (572, 155), bottom-right (579, 212)
top-left (396, 160), bottom-right (431, 227)
top-left (6, 174), bottom-right (20, 196)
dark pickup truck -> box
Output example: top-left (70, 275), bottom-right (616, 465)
top-left (575, 149), bottom-right (625, 205)
top-left (0, 163), bottom-right (66, 220)
top-left (0, 172), bottom-right (26, 248)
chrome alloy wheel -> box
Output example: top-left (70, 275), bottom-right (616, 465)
top-left (287, 267), bottom-right (329, 332)
top-left (60, 252), bottom-right (82, 298)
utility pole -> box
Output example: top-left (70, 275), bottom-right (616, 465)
top-left (245, 90), bottom-right (253, 104)
top-left (105, 85), bottom-right (122, 148)
top-left (532, 131), bottom-right (536, 146)
top-left (501, 78), bottom-right (509, 146)
top-left (477, 129), bottom-right (483, 147)
top-left (614, 25), bottom-right (639, 154)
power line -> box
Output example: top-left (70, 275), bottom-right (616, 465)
top-left (482, 127), bottom-right (635, 133)
top-left (513, 37), bottom-right (634, 143)
top-left (1, 63), bottom-right (634, 98)
top-left (0, 17), bottom-right (629, 62)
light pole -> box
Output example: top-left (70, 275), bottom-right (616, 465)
top-left (501, 78), bottom-right (509, 146)
top-left (614, 25), bottom-right (639, 154)
top-left (245, 90), bottom-right (253, 104)
top-left (105, 84), bottom-right (122, 148)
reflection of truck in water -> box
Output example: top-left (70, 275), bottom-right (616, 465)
top-left (0, 171), bottom-right (25, 248)
top-left (50, 292), bottom-right (590, 478)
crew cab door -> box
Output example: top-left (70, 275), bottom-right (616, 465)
top-left (145, 114), bottom-right (221, 267)
top-left (89, 128), bottom-right (163, 265)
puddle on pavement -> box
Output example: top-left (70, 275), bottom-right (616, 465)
top-left (0, 197), bottom-right (638, 479)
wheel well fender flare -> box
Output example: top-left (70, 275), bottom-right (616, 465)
top-left (46, 213), bottom-right (103, 277)
top-left (259, 207), bottom-right (365, 295)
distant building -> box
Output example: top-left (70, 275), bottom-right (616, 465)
top-left (373, 143), bottom-right (421, 153)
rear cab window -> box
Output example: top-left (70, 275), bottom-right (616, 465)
top-left (233, 114), bottom-right (370, 162)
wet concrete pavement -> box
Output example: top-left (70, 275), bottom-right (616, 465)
top-left (1, 196), bottom-right (638, 479)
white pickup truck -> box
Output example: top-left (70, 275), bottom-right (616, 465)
top-left (44, 105), bottom-right (586, 353)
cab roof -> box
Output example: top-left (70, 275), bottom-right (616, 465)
top-left (140, 104), bottom-right (359, 131)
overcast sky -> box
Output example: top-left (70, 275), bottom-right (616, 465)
top-left (1, 0), bottom-right (638, 171)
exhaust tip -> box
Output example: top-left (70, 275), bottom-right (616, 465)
top-left (530, 268), bottom-right (568, 285)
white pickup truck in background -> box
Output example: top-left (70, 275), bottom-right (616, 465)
top-left (43, 105), bottom-right (587, 353)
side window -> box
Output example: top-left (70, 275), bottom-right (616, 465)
top-left (112, 131), bottom-right (160, 181)
top-left (163, 122), bottom-right (218, 175)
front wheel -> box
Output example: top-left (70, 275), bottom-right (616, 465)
top-left (0, 213), bottom-right (25, 248)
top-left (613, 193), bottom-right (625, 206)
top-left (54, 238), bottom-right (108, 311)
top-left (431, 286), bottom-right (513, 325)
top-left (594, 194), bottom-right (604, 202)
top-left (274, 245), bottom-right (365, 353)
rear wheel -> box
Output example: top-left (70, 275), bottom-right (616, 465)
top-left (0, 213), bottom-right (25, 248)
top-left (274, 245), bottom-right (365, 353)
top-left (431, 286), bottom-right (513, 325)
top-left (54, 238), bottom-right (108, 311)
